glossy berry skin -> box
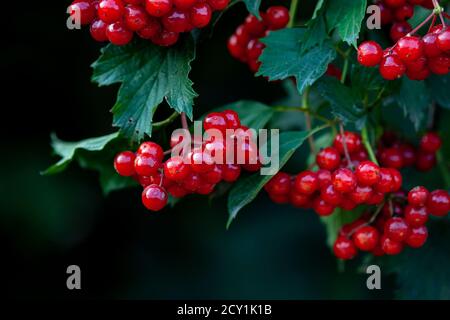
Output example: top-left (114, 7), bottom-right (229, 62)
top-left (207, 0), bottom-right (230, 11)
top-left (381, 235), bottom-right (403, 255)
top-left (98, 0), bottom-right (125, 23)
top-left (114, 151), bottom-right (136, 176)
top-left (420, 132), bottom-right (442, 153)
top-left (395, 36), bottom-right (423, 62)
top-left (316, 169), bottom-right (332, 188)
top-left (221, 164), bottom-right (241, 182)
top-left (374, 168), bottom-right (394, 193)
top-left (437, 29), bottom-right (450, 52)
top-left (321, 184), bottom-right (343, 206)
top-left (380, 147), bottom-right (404, 169)
top-left (316, 147), bottom-right (341, 171)
top-left (90, 19), bottom-right (109, 41)
top-left (408, 186), bottom-right (429, 207)
top-left (332, 168), bottom-right (357, 193)
top-left (427, 190), bottom-right (450, 217)
top-left (265, 172), bottom-right (291, 195)
top-left (142, 184), bottom-right (168, 211)
top-left (405, 226), bottom-right (428, 248)
top-left (246, 39), bottom-right (264, 60)
top-left (190, 3), bottom-right (212, 28)
top-left (145, 0), bottom-right (172, 17)
top-left (190, 149), bottom-right (214, 174)
top-left (312, 198), bottom-right (335, 216)
top-left (162, 10), bottom-right (190, 33)
top-left (294, 171), bottom-right (319, 195)
top-left (244, 15), bottom-right (265, 37)
top-left (124, 4), bottom-right (149, 31)
top-left (204, 112), bottom-right (228, 133)
top-left (349, 185), bottom-right (373, 204)
top-left (106, 22), bottom-right (134, 45)
top-left (352, 226), bottom-right (379, 251)
top-left (134, 154), bottom-right (160, 176)
top-left (390, 21), bottom-right (412, 43)
top-left (399, 144), bottom-right (416, 166)
top-left (379, 55), bottom-right (406, 80)
top-left (173, 0), bottom-right (196, 10)
top-left (289, 192), bottom-right (311, 208)
top-left (385, 217), bottom-right (410, 242)
top-left (137, 141), bottom-right (164, 161)
top-left (394, 4), bottom-right (414, 21)
top-left (389, 168), bottom-right (402, 192)
top-left (404, 205), bottom-right (429, 227)
top-left (69, 1), bottom-right (97, 25)
top-left (357, 41), bottom-right (383, 67)
top-left (355, 161), bottom-right (380, 186)
top-left (333, 132), bottom-right (361, 155)
top-left (137, 18), bottom-right (161, 38)
top-left (333, 236), bottom-right (357, 260)
top-left (422, 33), bottom-right (442, 58)
top-left (151, 29), bottom-right (179, 46)
top-left (164, 156), bottom-right (191, 181)
top-left (222, 110), bottom-right (241, 129)
top-left (264, 6), bottom-right (290, 30)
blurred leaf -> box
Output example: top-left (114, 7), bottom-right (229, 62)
top-left (92, 37), bottom-right (197, 141)
top-left (242, 0), bottom-right (262, 18)
top-left (258, 29), bottom-right (336, 94)
top-left (426, 74), bottom-right (450, 109)
top-left (396, 77), bottom-right (431, 131)
top-left (227, 130), bottom-right (314, 228)
top-left (326, 0), bottom-right (367, 47)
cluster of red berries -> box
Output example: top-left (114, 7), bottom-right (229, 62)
top-left (357, 22), bottom-right (450, 80)
top-left (376, 0), bottom-right (434, 42)
top-left (378, 131), bottom-right (442, 171)
top-left (227, 6), bottom-right (290, 73)
top-left (264, 131), bottom-right (404, 216)
top-left (114, 110), bottom-right (261, 211)
top-left (68, 0), bottom-right (229, 46)
top-left (333, 186), bottom-right (450, 260)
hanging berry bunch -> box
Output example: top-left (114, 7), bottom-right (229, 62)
top-left (68, 0), bottom-right (230, 46)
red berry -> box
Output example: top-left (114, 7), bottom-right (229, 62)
top-left (265, 172), bottom-right (291, 195)
top-left (316, 169), bottom-right (332, 187)
top-left (289, 192), bottom-right (311, 208)
top-left (355, 161), bottom-right (380, 186)
top-left (332, 168), bottom-right (357, 193)
top-left (333, 132), bottom-right (362, 155)
top-left (399, 144), bottom-right (416, 166)
top-left (145, 0), bottom-right (172, 17)
top-left (333, 236), bottom-right (357, 260)
top-left (221, 164), bottom-right (241, 182)
top-left (374, 168), bottom-right (394, 193)
top-left (390, 22), bottom-right (412, 43)
top-left (415, 151), bottom-right (436, 171)
top-left (164, 156), bottom-right (191, 181)
top-left (384, 217), bottom-right (410, 242)
top-left (207, 0), bottom-right (229, 11)
top-left (312, 197), bottom-right (335, 216)
top-left (196, 183), bottom-right (216, 195)
top-left (222, 110), bottom-right (241, 129)
top-left (320, 183), bottom-right (343, 206)
top-left (379, 55), bottom-right (406, 80)
top-left (106, 21), bottom-right (134, 45)
top-left (269, 193), bottom-right (289, 204)
top-left (134, 154), bottom-right (160, 176)
top-left (357, 41), bottom-right (383, 67)
top-left (420, 132), bottom-right (442, 153)
top-left (69, 1), bottom-right (97, 25)
top-left (246, 39), bottom-right (265, 60)
top-left (190, 3), bottom-right (212, 28)
top-left (142, 184), bottom-right (168, 211)
top-left (427, 190), bottom-right (450, 216)
top-left (352, 226), bottom-right (379, 251)
top-left (367, 191), bottom-right (385, 205)
top-left (380, 147), bottom-right (404, 169)
top-left (162, 9), bottom-right (190, 33)
top-left (204, 112), bottom-right (228, 133)
top-left (244, 15), bottom-right (266, 37)
top-left (379, 2), bottom-right (393, 25)
top-left (173, 0), bottom-right (196, 10)
top-left (137, 141), bottom-right (164, 162)
top-left (182, 172), bottom-right (202, 192)
top-left (389, 168), bottom-right (403, 192)
top-left (408, 186), bottom-right (429, 207)
top-left (394, 4), bottom-right (414, 21)
top-left (263, 6), bottom-right (290, 30)
top-left (294, 171), bottom-right (319, 195)
top-left (384, 0), bottom-right (406, 7)
top-left (404, 205), bottom-right (429, 227)
top-left (137, 18), bottom-right (161, 38)
top-left (98, 0), bottom-right (125, 23)
top-left (227, 34), bottom-right (247, 61)
top-left (167, 184), bottom-right (189, 198)
top-left (381, 235), bottom-right (403, 255)
top-left (349, 185), bottom-right (373, 204)
top-left (90, 19), bottom-right (109, 41)
top-left (405, 226), bottom-right (428, 248)
top-left (151, 29), bottom-right (179, 46)
top-left (437, 29), bottom-right (450, 52)
top-left (124, 4), bottom-right (149, 31)
top-left (114, 151), bottom-right (136, 176)
top-left (316, 147), bottom-right (341, 171)
top-left (422, 33), bottom-right (443, 58)
top-left (340, 198), bottom-right (357, 211)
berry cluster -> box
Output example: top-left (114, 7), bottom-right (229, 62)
top-left (227, 6), bottom-right (290, 73)
top-left (376, 0), bottom-right (434, 42)
top-left (333, 186), bottom-right (450, 260)
top-left (378, 131), bottom-right (442, 171)
top-left (114, 110), bottom-right (261, 211)
top-left (68, 0), bottom-right (229, 46)
top-left (265, 131), bottom-right (404, 216)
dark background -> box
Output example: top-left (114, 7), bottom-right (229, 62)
top-left (0, 1), bottom-right (397, 299)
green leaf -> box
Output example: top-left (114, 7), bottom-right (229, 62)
top-left (258, 29), bottom-right (336, 94)
top-left (326, 0), bottom-right (367, 47)
top-left (316, 77), bottom-right (366, 127)
top-left (92, 37), bottom-right (197, 141)
top-left (321, 207), bottom-right (365, 249)
top-left (43, 132), bottom-right (120, 175)
top-left (242, 0), bottom-right (262, 18)
top-left (300, 0), bottom-right (328, 52)
top-left (396, 77), bottom-right (431, 131)
top-left (227, 130), bottom-right (319, 228)
top-left (426, 74), bottom-right (450, 109)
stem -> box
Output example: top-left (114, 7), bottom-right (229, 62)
top-left (302, 87), bottom-right (316, 154)
top-left (153, 112), bottom-right (179, 129)
top-left (288, 0), bottom-right (299, 28)
top-left (340, 56), bottom-right (349, 84)
top-left (273, 106), bottom-right (335, 125)
top-left (181, 112), bottom-right (188, 130)
top-left (347, 201), bottom-right (386, 238)
top-left (428, 15), bottom-right (438, 32)
top-left (361, 127), bottom-right (379, 165)
top-left (408, 12), bottom-right (435, 36)
top-left (432, 0), bottom-right (447, 26)
top-left (339, 123), bottom-right (354, 170)
top-left (437, 150), bottom-right (450, 189)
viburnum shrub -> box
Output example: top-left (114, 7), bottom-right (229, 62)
top-left (48, 0), bottom-right (450, 272)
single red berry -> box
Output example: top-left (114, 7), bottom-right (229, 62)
top-left (69, 1), bottom-right (97, 25)
top-left (145, 0), bottom-right (172, 17)
top-left (228, 34), bottom-right (247, 61)
top-left (221, 110), bottom-right (241, 129)
top-left (367, 191), bottom-right (385, 205)
top-left (404, 205), bottom-right (429, 227)
top-left (265, 172), bottom-right (291, 195)
top-left (399, 144), bottom-right (416, 166)
top-left (380, 147), bottom-right (404, 169)
top-left (189, 149), bottom-right (214, 173)
top-left (374, 168), bottom-right (394, 193)
top-left (106, 21), bottom-right (134, 45)
top-left (316, 147), bottom-right (341, 171)
top-left (352, 226), bottom-right (379, 251)
top-left (379, 55), bottom-right (406, 80)
top-left (269, 193), bottom-right (289, 204)
top-left (207, 0), bottom-right (230, 11)
top-left (246, 39), bottom-right (265, 60)
top-left (316, 169), bottom-right (332, 188)
top-left (90, 19), bottom-right (109, 42)
top-left (190, 3), bottom-right (212, 28)
top-left (378, 1), bottom-right (393, 25)
top-left (151, 29), bottom-right (179, 46)
top-left (355, 161), bottom-right (380, 186)
top-left (142, 184), bottom-right (168, 211)
top-left (357, 41), bottom-right (383, 67)
top-left (405, 226), bottom-right (428, 248)
top-left (428, 55), bottom-right (450, 75)
top-left (294, 171), bottom-right (319, 195)
top-left (312, 197), bottom-right (335, 216)
top-left (137, 141), bottom-right (164, 162)
top-left (124, 4), bottom-right (149, 31)
top-left (134, 154), bottom-right (160, 176)
top-left (289, 191), bottom-right (311, 208)
top-left (394, 4), bottom-right (414, 21)
top-left (384, 0), bottom-right (406, 7)
top-left (221, 164), bottom-right (241, 182)
top-left (381, 235), bottom-right (404, 255)
top-left (333, 132), bottom-right (362, 155)
top-left (196, 183), bottom-right (216, 195)
top-left (204, 112), bottom-right (228, 133)
top-left (164, 156), bottom-right (191, 181)
top-left (162, 9), bottom-right (190, 33)
top-left (320, 183), bottom-right (343, 206)
top-left (422, 33), bottom-right (443, 58)
top-left (201, 165), bottom-right (223, 184)
top-left (333, 236), bottom-right (357, 260)
top-left (332, 168), bottom-right (357, 193)
top-left (408, 186), bottom-right (430, 207)
top-left (427, 189), bottom-right (450, 217)
top-left (137, 17), bottom-right (161, 39)
top-left (384, 217), bottom-right (410, 242)
top-left (326, 64), bottom-right (342, 79)
top-left (182, 172), bottom-right (202, 192)
top-left (244, 15), bottom-right (266, 37)
top-left (114, 151), bottom-right (136, 176)
top-left (263, 6), bottom-right (290, 30)
top-left (98, 0), bottom-right (125, 23)
top-left (389, 168), bottom-right (402, 192)
top-left (437, 29), bottom-right (450, 52)
top-left (420, 132), bottom-right (442, 153)
top-left (415, 151), bottom-right (436, 171)
top-left (173, 0), bottom-right (196, 10)
top-left (390, 22), bottom-right (412, 43)
top-left (340, 198), bottom-right (357, 211)
top-left (168, 184), bottom-right (189, 198)
top-left (404, 55), bottom-right (427, 73)
top-left (349, 185), bottom-right (373, 204)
